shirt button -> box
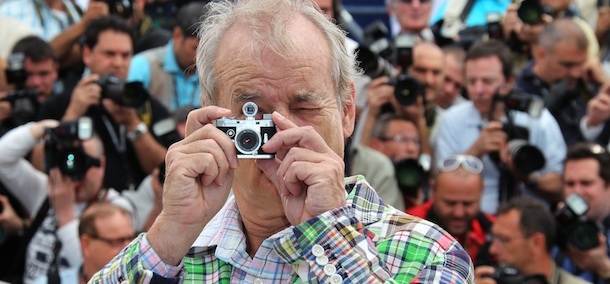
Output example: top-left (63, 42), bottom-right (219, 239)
top-left (316, 255), bottom-right (329, 265)
top-left (330, 274), bottom-right (343, 283)
top-left (254, 278), bottom-right (264, 284)
top-left (323, 264), bottom-right (337, 276)
top-left (312, 244), bottom-right (325, 257)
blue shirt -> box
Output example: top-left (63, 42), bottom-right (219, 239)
top-left (128, 40), bottom-right (201, 111)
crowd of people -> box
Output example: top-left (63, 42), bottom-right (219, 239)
top-left (0, 0), bottom-right (610, 283)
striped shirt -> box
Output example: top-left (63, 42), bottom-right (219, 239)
top-left (0, 0), bottom-right (81, 41)
top-left (90, 175), bottom-right (474, 283)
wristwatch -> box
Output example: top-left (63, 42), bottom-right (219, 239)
top-left (126, 122), bottom-right (148, 141)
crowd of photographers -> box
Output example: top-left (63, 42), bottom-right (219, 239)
top-left (1, 0), bottom-right (610, 283)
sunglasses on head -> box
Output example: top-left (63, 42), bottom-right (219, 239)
top-left (437, 154), bottom-right (483, 174)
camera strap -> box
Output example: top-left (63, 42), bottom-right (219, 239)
top-left (33, 0), bottom-right (79, 33)
top-left (101, 115), bottom-right (127, 154)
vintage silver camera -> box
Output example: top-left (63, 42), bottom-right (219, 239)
top-left (213, 102), bottom-right (276, 159)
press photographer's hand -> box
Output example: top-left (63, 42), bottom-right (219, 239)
top-left (64, 74), bottom-right (101, 120)
top-left (468, 121), bottom-right (507, 158)
top-left (148, 106), bottom-right (236, 265)
top-left (567, 234), bottom-right (610, 276)
top-left (257, 112), bottom-right (346, 225)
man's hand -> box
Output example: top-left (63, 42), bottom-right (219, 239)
top-left (586, 83), bottom-right (610, 128)
top-left (256, 112), bottom-right (346, 225)
top-left (583, 58), bottom-right (610, 86)
top-left (47, 168), bottom-right (77, 228)
top-left (567, 234), bottom-right (610, 277)
top-left (467, 121), bottom-right (507, 158)
top-left (82, 1), bottom-right (109, 25)
top-left (29, 119), bottom-right (60, 140)
top-left (367, 76), bottom-right (395, 115)
top-left (102, 99), bottom-right (141, 130)
top-left (64, 74), bottom-right (101, 120)
top-left (0, 195), bottom-right (25, 235)
top-left (148, 106), bottom-right (237, 265)
top-left (474, 266), bottom-right (498, 284)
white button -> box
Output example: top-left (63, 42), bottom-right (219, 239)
top-left (254, 278), bottom-right (263, 284)
top-left (323, 264), bottom-right (336, 275)
top-left (330, 274), bottom-right (343, 283)
top-left (312, 244), bottom-right (325, 256)
top-left (316, 255), bottom-right (329, 265)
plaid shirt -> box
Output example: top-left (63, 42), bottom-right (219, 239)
top-left (91, 175), bottom-right (474, 283)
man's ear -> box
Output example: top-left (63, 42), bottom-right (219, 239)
top-left (342, 82), bottom-right (357, 139)
top-left (172, 27), bottom-right (183, 42)
top-left (82, 46), bottom-right (92, 67)
top-left (532, 44), bottom-right (545, 63)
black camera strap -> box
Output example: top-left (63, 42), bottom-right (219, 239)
top-left (101, 115), bottom-right (127, 154)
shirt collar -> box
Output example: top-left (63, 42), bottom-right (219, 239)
top-left (163, 40), bottom-right (182, 74)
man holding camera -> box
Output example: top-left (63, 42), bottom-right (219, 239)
top-left (0, 118), bottom-right (135, 283)
top-left (555, 143), bottom-right (610, 283)
top-left (434, 39), bottom-right (566, 214)
top-left (38, 16), bottom-right (180, 191)
top-left (127, 2), bottom-right (205, 111)
top-left (91, 0), bottom-right (474, 282)
top-left (475, 197), bottom-right (589, 284)
top-left (516, 19), bottom-right (610, 147)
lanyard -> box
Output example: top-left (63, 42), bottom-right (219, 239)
top-left (101, 115), bottom-right (126, 154)
top-left (33, 0), bottom-right (76, 33)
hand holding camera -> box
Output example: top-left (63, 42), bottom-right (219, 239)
top-left (82, 0), bottom-right (110, 25)
top-left (468, 121), bottom-right (507, 158)
top-left (65, 74), bottom-right (102, 120)
top-left (585, 83), bottom-right (610, 128)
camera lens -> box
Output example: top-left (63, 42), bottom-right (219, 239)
top-left (235, 129), bottom-right (261, 153)
top-left (570, 221), bottom-right (600, 250)
top-left (57, 148), bottom-right (86, 179)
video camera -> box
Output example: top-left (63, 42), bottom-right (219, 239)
top-left (44, 117), bottom-right (101, 180)
top-left (355, 21), bottom-right (424, 106)
top-left (98, 74), bottom-right (148, 108)
top-left (555, 193), bottom-right (601, 250)
top-left (2, 53), bottom-right (39, 126)
top-left (97, 0), bottom-right (133, 18)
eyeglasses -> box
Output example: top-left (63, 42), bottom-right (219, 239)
top-left (437, 154), bottom-right (483, 174)
top-left (378, 135), bottom-right (421, 145)
top-left (90, 234), bottom-right (135, 247)
top-left (397, 0), bottom-right (431, 5)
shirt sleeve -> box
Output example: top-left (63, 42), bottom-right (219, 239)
top-left (272, 206), bottom-right (474, 283)
top-left (89, 234), bottom-right (186, 284)
top-left (579, 116), bottom-right (605, 142)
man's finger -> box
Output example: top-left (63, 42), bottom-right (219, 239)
top-left (184, 107), bottom-right (232, 137)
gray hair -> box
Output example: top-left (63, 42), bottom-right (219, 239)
top-left (537, 18), bottom-right (588, 53)
top-left (195, 0), bottom-right (359, 108)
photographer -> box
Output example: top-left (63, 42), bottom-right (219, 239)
top-left (359, 42), bottom-right (443, 155)
top-left (555, 143), bottom-right (610, 283)
top-left (38, 16), bottom-right (181, 191)
top-left (127, 2), bottom-right (206, 111)
top-left (434, 39), bottom-right (566, 214)
top-left (0, 119), bottom-right (135, 282)
top-left (475, 197), bottom-right (589, 284)
top-left (516, 19), bottom-right (610, 147)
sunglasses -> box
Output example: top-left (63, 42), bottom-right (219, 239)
top-left (398, 0), bottom-right (432, 5)
top-left (437, 154), bottom-right (484, 174)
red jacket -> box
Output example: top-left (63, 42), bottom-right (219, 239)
top-left (407, 200), bottom-right (496, 265)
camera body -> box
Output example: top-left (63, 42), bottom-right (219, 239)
top-left (3, 52), bottom-right (40, 125)
top-left (213, 102), bottom-right (276, 159)
top-left (394, 154), bottom-right (431, 198)
top-left (44, 117), bottom-right (101, 180)
top-left (555, 193), bottom-right (601, 250)
top-left (98, 74), bottom-right (148, 108)
top-left (97, 0), bottom-right (133, 18)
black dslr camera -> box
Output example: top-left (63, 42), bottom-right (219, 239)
top-left (2, 53), bottom-right (39, 126)
top-left (493, 91), bottom-right (546, 175)
top-left (213, 102), bottom-right (277, 159)
top-left (518, 0), bottom-right (551, 25)
top-left (483, 265), bottom-right (548, 284)
top-left (98, 74), bottom-right (148, 108)
top-left (97, 0), bottom-right (133, 18)
top-left (355, 22), bottom-right (423, 106)
top-left (394, 155), bottom-right (431, 199)
top-left (555, 193), bottom-right (601, 250)
top-left (44, 117), bottom-right (101, 180)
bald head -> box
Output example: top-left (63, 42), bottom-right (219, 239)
top-left (537, 19), bottom-right (588, 53)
